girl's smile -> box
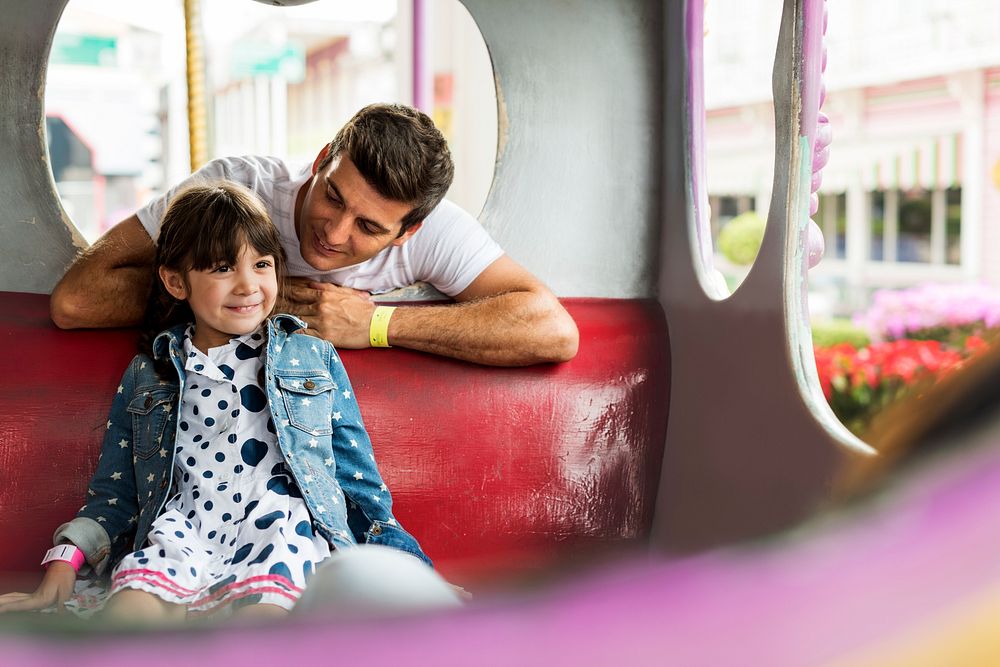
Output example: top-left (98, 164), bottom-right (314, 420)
top-left (226, 302), bottom-right (264, 314)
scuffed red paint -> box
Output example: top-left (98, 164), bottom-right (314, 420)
top-left (0, 292), bottom-right (668, 585)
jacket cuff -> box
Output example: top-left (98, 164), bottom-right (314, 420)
top-left (53, 518), bottom-right (111, 575)
top-left (366, 521), bottom-right (433, 568)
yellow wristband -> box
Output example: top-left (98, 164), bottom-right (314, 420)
top-left (369, 306), bottom-right (397, 348)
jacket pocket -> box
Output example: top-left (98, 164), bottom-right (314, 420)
top-left (277, 373), bottom-right (334, 436)
top-left (127, 387), bottom-right (177, 460)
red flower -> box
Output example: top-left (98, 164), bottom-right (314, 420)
top-left (966, 335), bottom-right (988, 355)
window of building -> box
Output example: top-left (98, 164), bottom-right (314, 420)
top-left (946, 187), bottom-right (962, 265)
top-left (869, 191), bottom-right (885, 261)
top-left (897, 189), bottom-right (932, 263)
top-left (815, 192), bottom-right (846, 260)
top-left (866, 187), bottom-right (960, 265)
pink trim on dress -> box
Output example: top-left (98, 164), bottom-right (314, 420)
top-left (189, 573), bottom-right (303, 607)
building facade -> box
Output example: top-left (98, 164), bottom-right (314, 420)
top-left (703, 0), bottom-right (1000, 315)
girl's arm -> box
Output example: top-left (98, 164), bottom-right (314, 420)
top-left (324, 344), bottom-right (431, 565)
top-left (325, 346), bottom-right (396, 511)
top-left (53, 359), bottom-right (145, 575)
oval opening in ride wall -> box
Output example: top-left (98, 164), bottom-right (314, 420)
top-left (45, 0), bottom-right (497, 247)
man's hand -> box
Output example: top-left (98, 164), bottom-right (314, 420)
top-left (280, 255), bottom-right (579, 365)
top-left (0, 562), bottom-right (77, 614)
top-left (281, 277), bottom-right (376, 348)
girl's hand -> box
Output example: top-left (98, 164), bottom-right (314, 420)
top-left (450, 583), bottom-right (473, 602)
top-left (0, 562), bottom-right (77, 614)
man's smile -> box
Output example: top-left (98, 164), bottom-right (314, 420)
top-left (313, 231), bottom-right (347, 256)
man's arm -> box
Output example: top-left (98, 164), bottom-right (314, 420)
top-left (50, 216), bottom-right (156, 329)
top-left (283, 256), bottom-right (579, 366)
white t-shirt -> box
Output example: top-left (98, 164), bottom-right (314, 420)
top-left (136, 156), bottom-right (504, 296)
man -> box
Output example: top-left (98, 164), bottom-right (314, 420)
top-left (51, 104), bottom-right (578, 366)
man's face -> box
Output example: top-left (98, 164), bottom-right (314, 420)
top-left (294, 153), bottom-right (421, 272)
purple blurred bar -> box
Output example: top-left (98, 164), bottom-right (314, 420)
top-left (685, 0), bottom-right (714, 273)
top-left (412, 0), bottom-right (430, 112)
top-left (6, 426), bottom-right (1000, 665)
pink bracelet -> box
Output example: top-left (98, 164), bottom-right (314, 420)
top-left (41, 544), bottom-right (85, 572)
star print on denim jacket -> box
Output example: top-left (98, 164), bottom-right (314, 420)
top-left (53, 314), bottom-right (430, 575)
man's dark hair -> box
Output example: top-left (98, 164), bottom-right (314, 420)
top-left (318, 103), bottom-right (455, 234)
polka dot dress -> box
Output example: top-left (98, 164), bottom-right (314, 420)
top-left (109, 326), bottom-right (332, 616)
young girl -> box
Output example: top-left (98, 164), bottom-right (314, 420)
top-left (0, 182), bottom-right (430, 621)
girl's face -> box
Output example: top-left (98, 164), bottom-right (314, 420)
top-left (160, 243), bottom-right (278, 352)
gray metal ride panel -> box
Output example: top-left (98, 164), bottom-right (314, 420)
top-left (0, 0), bottom-right (81, 294)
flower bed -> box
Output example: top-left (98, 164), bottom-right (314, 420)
top-left (815, 283), bottom-right (1000, 435)
top-left (815, 338), bottom-right (984, 435)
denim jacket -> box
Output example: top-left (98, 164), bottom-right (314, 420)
top-left (55, 314), bottom-right (430, 575)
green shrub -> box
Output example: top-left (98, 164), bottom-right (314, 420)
top-left (812, 319), bottom-right (870, 348)
top-left (718, 211), bottom-right (766, 266)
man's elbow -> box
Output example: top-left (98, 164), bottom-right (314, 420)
top-left (50, 283), bottom-right (87, 329)
top-left (539, 309), bottom-right (579, 363)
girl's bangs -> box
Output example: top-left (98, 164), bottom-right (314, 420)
top-left (186, 219), bottom-right (245, 270)
top-left (185, 205), bottom-right (282, 271)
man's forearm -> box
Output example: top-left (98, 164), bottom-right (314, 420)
top-left (282, 270), bottom-right (579, 366)
top-left (50, 216), bottom-right (156, 330)
top-left (384, 291), bottom-right (579, 366)
top-left (51, 264), bottom-right (152, 329)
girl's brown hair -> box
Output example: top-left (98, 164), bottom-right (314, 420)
top-left (139, 181), bottom-right (286, 364)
